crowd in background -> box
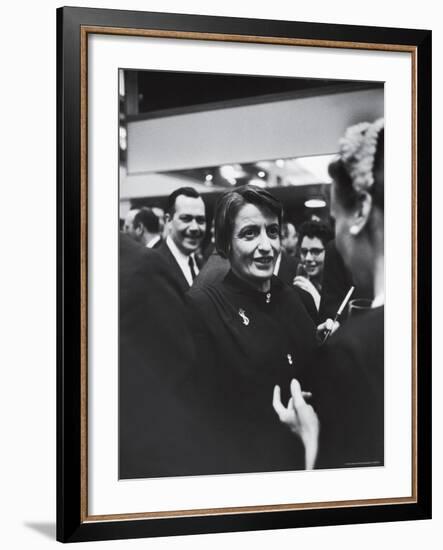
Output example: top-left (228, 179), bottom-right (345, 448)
top-left (120, 196), bottom-right (352, 324)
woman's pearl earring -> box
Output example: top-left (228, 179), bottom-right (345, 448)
top-left (349, 225), bottom-right (359, 235)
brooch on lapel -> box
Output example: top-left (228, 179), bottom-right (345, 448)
top-left (238, 308), bottom-right (250, 326)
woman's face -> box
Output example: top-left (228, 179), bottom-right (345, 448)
top-left (300, 236), bottom-right (326, 280)
top-left (229, 203), bottom-right (280, 291)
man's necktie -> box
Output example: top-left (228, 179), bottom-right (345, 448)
top-left (188, 255), bottom-right (197, 280)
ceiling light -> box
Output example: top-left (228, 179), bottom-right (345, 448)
top-left (305, 198), bottom-right (327, 208)
top-left (220, 164), bottom-right (247, 180)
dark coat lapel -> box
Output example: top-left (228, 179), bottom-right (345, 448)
top-left (156, 241), bottom-right (190, 295)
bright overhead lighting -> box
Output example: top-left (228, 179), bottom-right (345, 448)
top-left (220, 164), bottom-right (243, 182)
top-left (205, 174), bottom-right (213, 181)
top-left (296, 155), bottom-right (336, 183)
top-left (305, 199), bottom-right (327, 208)
top-left (257, 171), bottom-right (266, 178)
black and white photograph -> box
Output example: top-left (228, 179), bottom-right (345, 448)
top-left (118, 69), bottom-right (385, 480)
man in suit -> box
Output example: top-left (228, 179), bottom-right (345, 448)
top-left (134, 207), bottom-right (163, 249)
top-left (156, 187), bottom-right (207, 294)
top-left (119, 233), bottom-right (200, 478)
top-left (123, 206), bottom-right (163, 249)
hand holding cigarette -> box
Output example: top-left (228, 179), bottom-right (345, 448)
top-left (320, 286), bottom-right (355, 344)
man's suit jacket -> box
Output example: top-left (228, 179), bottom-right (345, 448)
top-left (153, 235), bottom-right (164, 249)
top-left (119, 234), bottom-right (200, 479)
top-left (155, 241), bottom-right (201, 295)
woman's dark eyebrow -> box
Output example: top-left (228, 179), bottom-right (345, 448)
top-left (238, 222), bottom-right (279, 232)
top-left (237, 223), bottom-right (259, 233)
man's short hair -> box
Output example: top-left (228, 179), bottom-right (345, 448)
top-left (133, 207), bottom-right (160, 234)
top-left (298, 220), bottom-right (334, 248)
top-left (167, 187), bottom-right (202, 216)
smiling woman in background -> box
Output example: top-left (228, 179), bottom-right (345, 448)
top-left (185, 185), bottom-right (318, 475)
top-left (293, 219), bottom-right (334, 311)
top-left (274, 118), bottom-right (385, 470)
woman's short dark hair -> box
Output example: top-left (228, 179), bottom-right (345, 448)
top-left (214, 185), bottom-right (283, 258)
top-left (298, 220), bottom-right (334, 248)
top-left (329, 125), bottom-right (384, 212)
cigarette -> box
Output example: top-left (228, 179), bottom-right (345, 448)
top-left (336, 286), bottom-right (355, 318)
top-left (322, 286), bottom-right (355, 344)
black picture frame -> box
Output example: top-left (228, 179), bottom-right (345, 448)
top-left (57, 6), bottom-right (432, 543)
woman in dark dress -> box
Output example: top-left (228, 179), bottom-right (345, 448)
top-left (185, 185), bottom-right (318, 475)
top-left (274, 118), bottom-right (385, 470)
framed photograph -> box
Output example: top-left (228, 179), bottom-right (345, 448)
top-left (57, 6), bottom-right (431, 543)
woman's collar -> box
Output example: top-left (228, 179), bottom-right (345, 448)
top-left (224, 270), bottom-right (282, 297)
